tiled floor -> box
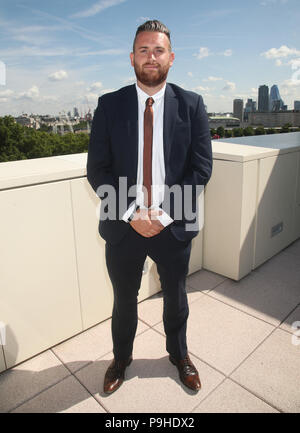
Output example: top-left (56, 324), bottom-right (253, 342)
top-left (0, 239), bottom-right (299, 413)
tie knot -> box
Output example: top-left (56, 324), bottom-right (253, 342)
top-left (146, 97), bottom-right (154, 108)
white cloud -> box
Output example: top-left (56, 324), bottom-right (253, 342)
top-left (136, 16), bottom-right (150, 23)
top-left (0, 89), bottom-right (14, 97)
top-left (203, 76), bottom-right (223, 82)
top-left (222, 81), bottom-right (236, 91)
top-left (193, 85), bottom-right (210, 92)
top-left (288, 58), bottom-right (300, 70)
top-left (282, 76), bottom-right (300, 87)
top-left (48, 70), bottom-right (68, 81)
top-left (261, 0), bottom-right (288, 5)
top-left (222, 49), bottom-right (233, 57)
top-left (71, 0), bottom-right (127, 19)
top-left (100, 88), bottom-right (115, 95)
top-left (194, 47), bottom-right (211, 60)
top-left (123, 76), bottom-right (136, 84)
top-left (85, 92), bottom-right (99, 103)
top-left (17, 85), bottom-right (40, 100)
top-left (88, 81), bottom-right (103, 92)
top-left (261, 45), bottom-right (300, 59)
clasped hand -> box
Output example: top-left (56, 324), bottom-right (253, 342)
top-left (129, 208), bottom-right (164, 238)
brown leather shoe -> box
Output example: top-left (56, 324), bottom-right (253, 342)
top-left (103, 356), bottom-right (132, 394)
top-left (169, 354), bottom-right (201, 391)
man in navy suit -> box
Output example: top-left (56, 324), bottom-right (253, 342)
top-left (87, 20), bottom-right (212, 394)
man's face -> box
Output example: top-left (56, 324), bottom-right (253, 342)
top-left (130, 31), bottom-right (175, 87)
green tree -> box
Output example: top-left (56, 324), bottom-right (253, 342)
top-left (255, 126), bottom-right (266, 135)
top-left (216, 126), bottom-right (225, 137)
top-left (0, 116), bottom-right (89, 163)
top-left (281, 123), bottom-right (291, 133)
top-left (224, 129), bottom-right (232, 138)
top-left (232, 127), bottom-right (243, 137)
top-left (266, 128), bottom-right (276, 134)
top-left (243, 126), bottom-right (254, 136)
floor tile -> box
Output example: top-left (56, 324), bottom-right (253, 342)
top-left (279, 305), bottom-right (300, 335)
top-left (231, 328), bottom-right (300, 413)
top-left (138, 293), bottom-right (164, 327)
top-left (254, 250), bottom-right (300, 292)
top-left (52, 318), bottom-right (149, 373)
top-left (187, 269), bottom-right (228, 298)
top-left (193, 379), bottom-right (278, 413)
top-left (0, 350), bottom-right (70, 413)
top-left (75, 328), bottom-right (225, 413)
top-left (11, 375), bottom-right (105, 413)
top-left (283, 238), bottom-right (300, 257)
top-left (208, 270), bottom-right (300, 326)
top-left (155, 295), bottom-right (274, 375)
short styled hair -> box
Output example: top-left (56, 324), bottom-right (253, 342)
top-left (133, 20), bottom-right (172, 52)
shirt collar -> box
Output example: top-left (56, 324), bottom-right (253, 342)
top-left (135, 83), bottom-right (166, 105)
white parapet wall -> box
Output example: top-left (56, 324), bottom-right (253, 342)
top-left (0, 132), bottom-right (299, 371)
top-left (0, 153), bottom-right (203, 371)
top-left (204, 132), bottom-right (300, 280)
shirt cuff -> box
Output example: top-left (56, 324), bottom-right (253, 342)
top-left (122, 202), bottom-right (136, 223)
top-left (156, 208), bottom-right (174, 227)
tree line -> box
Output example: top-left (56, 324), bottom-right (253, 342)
top-left (0, 116), bottom-right (89, 163)
top-left (211, 124), bottom-right (299, 138)
top-left (0, 116), bottom-right (299, 163)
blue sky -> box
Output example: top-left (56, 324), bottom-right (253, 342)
top-left (0, 0), bottom-right (300, 116)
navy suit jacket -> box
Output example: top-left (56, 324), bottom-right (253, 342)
top-left (87, 83), bottom-right (212, 245)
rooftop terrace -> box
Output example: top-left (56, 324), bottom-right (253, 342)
top-left (0, 237), bottom-right (299, 413)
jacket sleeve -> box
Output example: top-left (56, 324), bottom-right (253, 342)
top-left (86, 97), bottom-right (118, 195)
top-left (162, 94), bottom-right (213, 224)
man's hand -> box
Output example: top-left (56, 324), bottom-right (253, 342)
top-left (129, 208), bottom-right (164, 237)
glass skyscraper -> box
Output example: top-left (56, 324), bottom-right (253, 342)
top-left (258, 85), bottom-right (269, 112)
top-left (269, 85), bottom-right (285, 111)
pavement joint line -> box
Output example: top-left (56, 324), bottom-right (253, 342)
top-left (228, 377), bottom-right (284, 413)
top-left (69, 369), bottom-right (110, 413)
top-left (189, 376), bottom-right (228, 413)
top-left (186, 274), bottom-right (229, 294)
top-left (202, 289), bottom-right (293, 329)
top-left (6, 371), bottom-right (72, 413)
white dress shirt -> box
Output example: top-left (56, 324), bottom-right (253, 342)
top-left (122, 83), bottom-right (173, 227)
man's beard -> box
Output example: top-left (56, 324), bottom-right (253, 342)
top-left (133, 62), bottom-right (170, 87)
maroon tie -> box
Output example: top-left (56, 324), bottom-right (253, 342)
top-left (143, 97), bottom-right (154, 207)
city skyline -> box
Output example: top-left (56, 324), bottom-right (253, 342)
top-left (0, 0), bottom-right (300, 116)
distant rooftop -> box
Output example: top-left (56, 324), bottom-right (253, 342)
top-left (218, 131), bottom-right (300, 150)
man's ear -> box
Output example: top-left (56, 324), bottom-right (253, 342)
top-left (130, 52), bottom-right (134, 67)
top-left (169, 52), bottom-right (175, 67)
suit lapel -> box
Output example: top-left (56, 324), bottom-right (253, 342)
top-left (163, 84), bottom-right (178, 182)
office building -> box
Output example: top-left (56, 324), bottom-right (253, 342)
top-left (233, 99), bottom-right (244, 122)
top-left (258, 85), bottom-right (269, 112)
top-left (244, 98), bottom-right (256, 121)
top-left (269, 85), bottom-right (285, 111)
top-left (248, 111), bottom-right (300, 127)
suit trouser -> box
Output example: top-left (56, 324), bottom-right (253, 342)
top-left (105, 224), bottom-right (192, 361)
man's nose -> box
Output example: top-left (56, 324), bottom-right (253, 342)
top-left (147, 51), bottom-right (156, 61)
